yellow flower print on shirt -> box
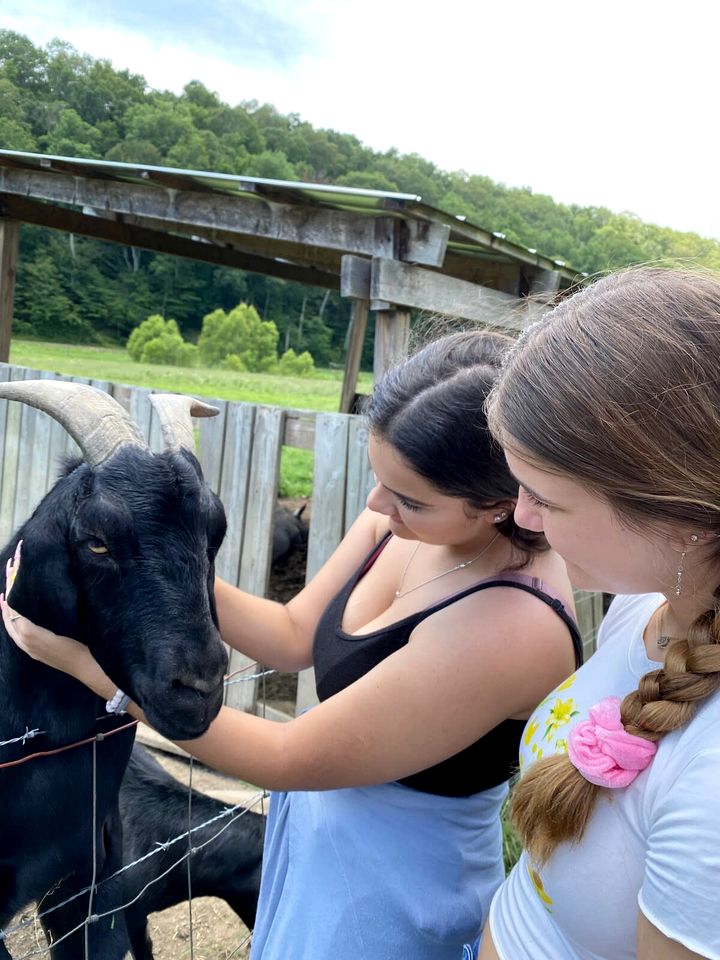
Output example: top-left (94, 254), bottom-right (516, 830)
top-left (523, 718), bottom-right (540, 746)
top-left (543, 697), bottom-right (579, 741)
top-left (534, 672), bottom-right (577, 710)
top-left (527, 861), bottom-right (553, 912)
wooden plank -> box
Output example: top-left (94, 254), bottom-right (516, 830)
top-left (23, 369), bottom-right (57, 520)
top-left (339, 299), bottom-right (369, 414)
top-left (373, 308), bottom-right (410, 382)
top-left (340, 254), bottom-right (371, 300)
top-left (129, 386), bottom-right (154, 445)
top-left (371, 258), bottom-right (529, 331)
top-left (297, 414), bottom-right (350, 714)
top-left (283, 410), bottom-right (317, 450)
top-left (215, 402), bottom-right (255, 585)
top-left (344, 417), bottom-right (373, 533)
top-left (64, 376), bottom-right (91, 459)
top-left (0, 195), bottom-right (341, 291)
top-left (237, 406), bottom-right (284, 593)
top-left (198, 398), bottom-right (228, 495)
top-left (11, 367), bottom-right (43, 534)
top-left (0, 364), bottom-right (23, 546)
top-left (0, 169), bottom-right (450, 264)
top-left (0, 364), bottom-right (11, 494)
top-left (0, 219), bottom-right (19, 363)
top-left (226, 406), bottom-right (284, 712)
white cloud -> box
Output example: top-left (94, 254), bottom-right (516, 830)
top-left (4, 0), bottom-right (720, 239)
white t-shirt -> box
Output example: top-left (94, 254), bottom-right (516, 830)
top-left (489, 593), bottom-right (720, 960)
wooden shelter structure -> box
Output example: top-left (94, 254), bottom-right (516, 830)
top-left (0, 149), bottom-right (584, 406)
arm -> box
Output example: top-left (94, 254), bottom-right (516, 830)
top-left (212, 508), bottom-right (384, 671)
top-left (637, 914), bottom-right (708, 960)
top-left (2, 583), bottom-right (574, 792)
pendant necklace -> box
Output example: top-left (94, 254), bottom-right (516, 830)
top-left (655, 601), bottom-right (672, 648)
top-left (395, 532), bottom-right (501, 600)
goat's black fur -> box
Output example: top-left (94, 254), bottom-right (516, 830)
top-left (0, 446), bottom-right (229, 959)
top-left (119, 744), bottom-right (265, 960)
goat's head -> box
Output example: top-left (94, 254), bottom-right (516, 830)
top-left (0, 382), bottom-right (229, 740)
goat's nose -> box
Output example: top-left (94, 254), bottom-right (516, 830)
top-left (175, 672), bottom-right (222, 695)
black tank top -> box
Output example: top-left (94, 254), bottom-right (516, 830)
top-left (313, 534), bottom-right (583, 797)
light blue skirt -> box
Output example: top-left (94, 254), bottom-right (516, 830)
top-left (249, 780), bottom-right (507, 960)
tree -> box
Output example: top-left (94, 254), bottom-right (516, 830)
top-left (197, 303), bottom-right (279, 371)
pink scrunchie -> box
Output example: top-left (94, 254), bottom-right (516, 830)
top-left (568, 696), bottom-right (657, 788)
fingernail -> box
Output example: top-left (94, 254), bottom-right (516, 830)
top-left (14, 541), bottom-right (22, 561)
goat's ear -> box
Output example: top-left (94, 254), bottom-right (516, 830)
top-left (10, 517), bottom-right (79, 640)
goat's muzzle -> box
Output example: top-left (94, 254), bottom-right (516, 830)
top-left (135, 645), bottom-right (228, 741)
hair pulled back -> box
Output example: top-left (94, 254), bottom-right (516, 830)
top-left (486, 267), bottom-right (720, 863)
top-left (365, 330), bottom-right (546, 560)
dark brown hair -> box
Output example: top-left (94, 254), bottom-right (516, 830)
top-left (365, 330), bottom-right (547, 560)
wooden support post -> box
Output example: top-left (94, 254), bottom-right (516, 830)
top-left (373, 308), bottom-right (411, 382)
top-left (0, 220), bottom-right (19, 363)
top-left (339, 299), bottom-right (369, 413)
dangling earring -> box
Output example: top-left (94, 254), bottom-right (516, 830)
top-left (494, 511), bottom-right (507, 523)
top-left (675, 535), bottom-right (699, 596)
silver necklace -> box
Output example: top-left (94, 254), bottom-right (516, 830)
top-left (395, 532), bottom-right (501, 599)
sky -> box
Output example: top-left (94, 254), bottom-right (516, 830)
top-left (4, 0), bottom-right (720, 241)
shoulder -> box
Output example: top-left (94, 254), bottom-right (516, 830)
top-left (410, 576), bottom-right (579, 717)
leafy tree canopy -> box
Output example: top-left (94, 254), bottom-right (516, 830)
top-left (2, 29), bottom-right (720, 364)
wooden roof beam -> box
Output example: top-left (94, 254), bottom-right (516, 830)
top-left (0, 194), bottom-right (341, 290)
top-left (341, 255), bottom-right (539, 331)
top-left (0, 167), bottom-right (449, 267)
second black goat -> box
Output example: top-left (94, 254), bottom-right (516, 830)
top-left (119, 744), bottom-right (266, 960)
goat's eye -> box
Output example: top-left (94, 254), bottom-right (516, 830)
top-left (88, 540), bottom-right (109, 555)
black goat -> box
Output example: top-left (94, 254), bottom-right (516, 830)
top-left (0, 383), bottom-right (229, 959)
top-left (119, 744), bottom-right (265, 960)
top-left (271, 503), bottom-right (308, 565)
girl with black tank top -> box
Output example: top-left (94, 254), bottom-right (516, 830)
top-left (4, 331), bottom-right (584, 960)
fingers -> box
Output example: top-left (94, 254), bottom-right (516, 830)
top-left (5, 539), bottom-right (22, 600)
top-left (0, 592), bottom-right (24, 646)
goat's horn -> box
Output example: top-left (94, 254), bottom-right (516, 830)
top-left (149, 394), bottom-right (219, 453)
top-left (0, 380), bottom-right (147, 467)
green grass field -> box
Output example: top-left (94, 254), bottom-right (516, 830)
top-left (8, 340), bottom-right (374, 497)
top-left (9, 340), bottom-right (373, 411)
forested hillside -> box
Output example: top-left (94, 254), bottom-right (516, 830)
top-left (2, 30), bottom-right (719, 359)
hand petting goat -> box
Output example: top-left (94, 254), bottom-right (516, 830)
top-left (1, 541), bottom-right (96, 677)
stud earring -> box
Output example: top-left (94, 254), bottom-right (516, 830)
top-left (494, 512), bottom-right (507, 522)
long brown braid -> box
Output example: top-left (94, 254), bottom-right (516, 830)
top-left (486, 267), bottom-right (720, 864)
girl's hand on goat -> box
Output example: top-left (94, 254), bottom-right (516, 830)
top-left (0, 593), bottom-right (88, 675)
top-left (5, 539), bottom-right (21, 600)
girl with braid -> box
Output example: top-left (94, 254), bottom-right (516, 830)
top-left (477, 267), bottom-right (720, 960)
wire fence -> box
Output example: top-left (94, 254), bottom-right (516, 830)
top-left (1, 665), bottom-right (270, 960)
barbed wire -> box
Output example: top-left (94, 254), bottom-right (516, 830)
top-left (2, 659), bottom-right (272, 957)
top-left (0, 665), bottom-right (274, 751)
top-left (0, 788), bottom-right (267, 945)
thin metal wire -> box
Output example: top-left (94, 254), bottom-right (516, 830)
top-left (0, 792), bottom-right (267, 944)
top-left (186, 756), bottom-right (195, 960)
top-left (83, 737), bottom-right (99, 960)
top-left (0, 726), bottom-right (44, 748)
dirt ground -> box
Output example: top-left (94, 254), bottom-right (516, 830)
top-left (6, 504), bottom-right (309, 959)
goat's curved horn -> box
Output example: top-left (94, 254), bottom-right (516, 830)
top-left (0, 380), bottom-right (147, 467)
top-left (149, 394), bottom-right (219, 453)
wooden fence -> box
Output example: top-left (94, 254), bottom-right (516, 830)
top-left (0, 362), bottom-right (604, 719)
